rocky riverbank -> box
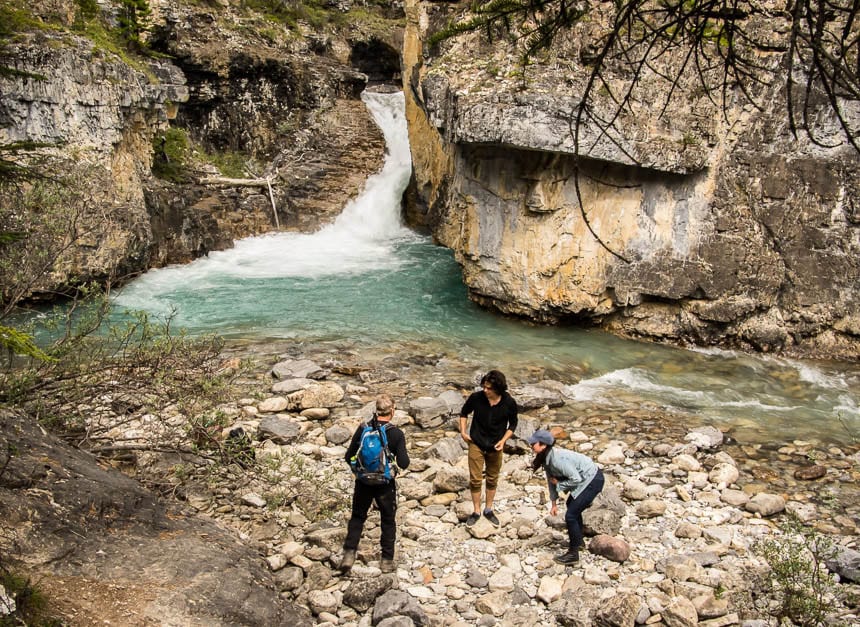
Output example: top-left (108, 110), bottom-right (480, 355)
top-left (101, 340), bottom-right (860, 626)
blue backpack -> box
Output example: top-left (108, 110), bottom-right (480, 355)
top-left (351, 420), bottom-right (395, 485)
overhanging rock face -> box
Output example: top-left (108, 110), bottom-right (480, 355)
top-left (403, 0), bottom-right (860, 359)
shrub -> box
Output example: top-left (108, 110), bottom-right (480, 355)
top-left (753, 514), bottom-right (843, 626)
top-left (152, 127), bottom-right (190, 182)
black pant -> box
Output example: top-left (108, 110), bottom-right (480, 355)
top-left (565, 470), bottom-right (604, 551)
top-left (344, 479), bottom-right (397, 559)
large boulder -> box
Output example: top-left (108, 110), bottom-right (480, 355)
top-left (0, 410), bottom-right (310, 626)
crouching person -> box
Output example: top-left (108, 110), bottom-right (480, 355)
top-left (340, 394), bottom-right (410, 574)
top-left (528, 429), bottom-right (604, 565)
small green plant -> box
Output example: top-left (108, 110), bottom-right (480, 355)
top-left (257, 450), bottom-right (348, 522)
top-left (152, 127), bottom-right (190, 182)
top-left (0, 566), bottom-right (56, 625)
top-left (682, 131), bottom-right (701, 147)
top-left (753, 514), bottom-right (842, 626)
top-left (171, 463), bottom-right (193, 481)
top-left (202, 150), bottom-right (249, 179)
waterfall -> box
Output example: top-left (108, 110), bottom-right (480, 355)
top-left (120, 91), bottom-right (415, 290)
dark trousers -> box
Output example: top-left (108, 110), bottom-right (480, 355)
top-left (565, 470), bottom-right (604, 552)
top-left (344, 480), bottom-right (397, 559)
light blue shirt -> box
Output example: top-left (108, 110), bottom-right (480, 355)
top-left (544, 447), bottom-right (598, 502)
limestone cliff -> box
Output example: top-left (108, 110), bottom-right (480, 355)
top-left (0, 0), bottom-right (403, 297)
top-left (403, 0), bottom-right (860, 360)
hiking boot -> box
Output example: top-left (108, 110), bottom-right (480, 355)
top-left (465, 512), bottom-right (480, 527)
top-left (339, 549), bottom-right (356, 573)
top-left (380, 558), bottom-right (396, 573)
top-left (553, 551), bottom-right (580, 565)
top-left (483, 510), bottom-right (500, 527)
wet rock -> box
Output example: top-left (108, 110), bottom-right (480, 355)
top-left (793, 464), bottom-right (826, 480)
top-left (271, 359), bottom-right (327, 380)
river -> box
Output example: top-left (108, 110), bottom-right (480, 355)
top-left (113, 91), bottom-right (860, 448)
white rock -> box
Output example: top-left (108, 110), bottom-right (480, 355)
top-left (257, 396), bottom-right (289, 413)
top-left (241, 492), bottom-right (267, 508)
top-left (708, 463), bottom-right (739, 487)
top-left (598, 442), bottom-right (627, 464)
top-left (277, 541), bottom-right (304, 559)
top-left (266, 553), bottom-right (287, 571)
top-left (488, 566), bottom-right (515, 591)
top-left (536, 575), bottom-right (563, 603)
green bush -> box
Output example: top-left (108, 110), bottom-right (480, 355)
top-left (152, 127), bottom-right (190, 182)
top-left (753, 514), bottom-right (843, 626)
top-left (0, 566), bottom-right (59, 626)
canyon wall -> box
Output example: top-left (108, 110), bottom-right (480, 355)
top-left (0, 0), bottom-right (401, 296)
top-left (403, 0), bottom-right (860, 359)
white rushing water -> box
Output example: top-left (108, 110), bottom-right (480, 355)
top-left (121, 91), bottom-right (416, 301)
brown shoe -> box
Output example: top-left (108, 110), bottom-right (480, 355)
top-left (380, 558), bottom-right (395, 573)
top-left (339, 549), bottom-right (356, 573)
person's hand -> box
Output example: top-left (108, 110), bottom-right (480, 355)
top-left (493, 439), bottom-right (505, 451)
top-left (460, 431), bottom-right (472, 443)
top-left (550, 503), bottom-right (558, 516)
top-left (549, 476), bottom-right (559, 485)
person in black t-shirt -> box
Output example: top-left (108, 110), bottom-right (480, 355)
top-left (458, 370), bottom-right (518, 527)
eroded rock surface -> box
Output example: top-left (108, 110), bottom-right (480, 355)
top-left (0, 410), bottom-right (311, 626)
top-left (403, 0), bottom-right (860, 360)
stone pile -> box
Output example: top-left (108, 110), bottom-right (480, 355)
top-left (131, 356), bottom-right (860, 626)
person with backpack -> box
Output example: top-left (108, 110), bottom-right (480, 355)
top-left (459, 369), bottom-right (518, 527)
top-left (528, 429), bottom-right (604, 565)
top-left (340, 394), bottom-right (409, 574)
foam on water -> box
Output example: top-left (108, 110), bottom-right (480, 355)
top-left (117, 91), bottom-right (416, 310)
